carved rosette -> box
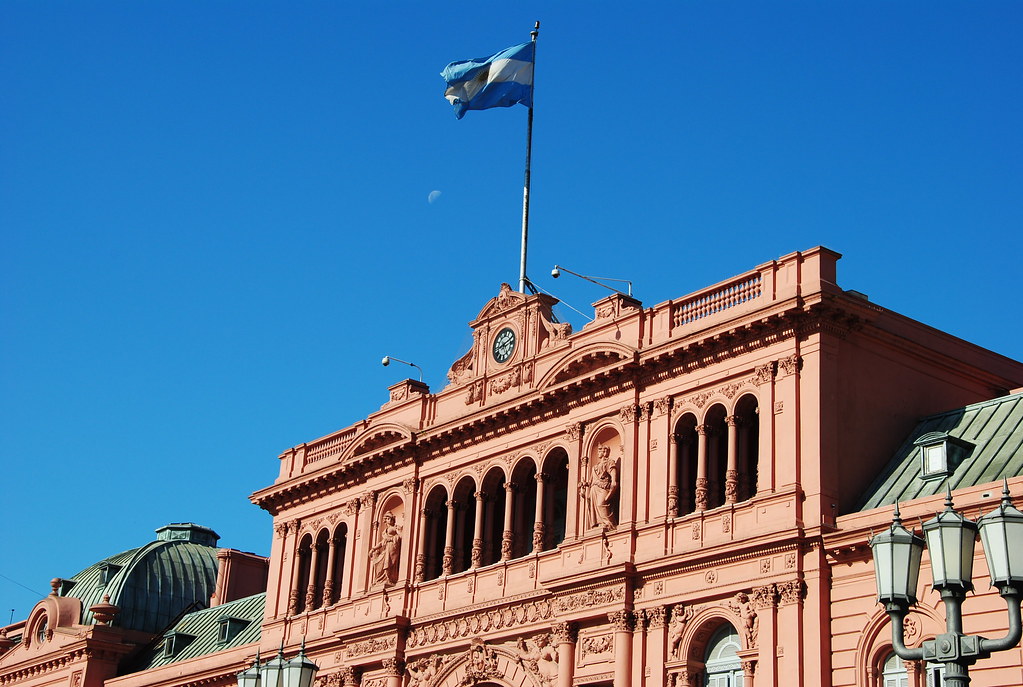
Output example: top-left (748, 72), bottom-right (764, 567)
top-left (607, 610), bottom-right (636, 633)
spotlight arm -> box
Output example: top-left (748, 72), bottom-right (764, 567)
top-left (381, 356), bottom-right (423, 382)
top-left (551, 265), bottom-right (632, 297)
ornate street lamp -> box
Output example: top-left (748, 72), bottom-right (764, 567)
top-left (238, 644), bottom-right (318, 687)
top-left (869, 482), bottom-right (1023, 687)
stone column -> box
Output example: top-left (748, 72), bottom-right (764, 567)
top-left (285, 521), bottom-right (301, 616)
top-left (551, 621), bottom-right (577, 687)
top-left (609, 611), bottom-right (635, 687)
top-left (382, 658), bottom-right (402, 687)
top-left (471, 491), bottom-right (486, 568)
top-left (645, 607), bottom-right (669, 687)
top-left (305, 541), bottom-right (321, 610)
top-left (414, 507), bottom-right (429, 582)
top-left (695, 424), bottom-right (710, 511)
top-left (533, 472), bottom-right (548, 552)
top-left (667, 433), bottom-right (681, 518)
top-left (443, 500), bottom-right (457, 576)
top-left (323, 535), bottom-right (339, 606)
top-left (725, 415), bottom-right (740, 504)
top-left (502, 482), bottom-right (516, 560)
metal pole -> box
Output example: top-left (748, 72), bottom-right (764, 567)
top-left (519, 21), bottom-right (539, 293)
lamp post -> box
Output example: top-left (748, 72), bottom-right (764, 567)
top-left (869, 481), bottom-right (1023, 686)
top-left (237, 643), bottom-right (319, 687)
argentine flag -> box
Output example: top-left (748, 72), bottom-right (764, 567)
top-left (441, 42), bottom-right (534, 119)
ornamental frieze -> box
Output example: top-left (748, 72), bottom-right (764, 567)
top-left (344, 635), bottom-right (396, 659)
top-left (406, 598), bottom-right (555, 649)
top-left (553, 585), bottom-right (626, 614)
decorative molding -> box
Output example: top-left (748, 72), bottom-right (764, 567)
top-left (407, 597), bottom-right (555, 649)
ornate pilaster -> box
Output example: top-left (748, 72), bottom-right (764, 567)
top-left (442, 546), bottom-right (454, 576)
top-left (695, 424), bottom-right (710, 511)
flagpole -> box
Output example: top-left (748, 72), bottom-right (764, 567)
top-left (519, 21), bottom-right (539, 294)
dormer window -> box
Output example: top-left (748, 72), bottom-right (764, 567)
top-left (163, 631), bottom-right (195, 658)
top-left (217, 616), bottom-right (249, 645)
top-left (915, 432), bottom-right (973, 481)
top-left (98, 562), bottom-right (121, 586)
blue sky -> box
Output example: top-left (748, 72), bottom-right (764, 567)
top-left (2, 2), bottom-right (1021, 619)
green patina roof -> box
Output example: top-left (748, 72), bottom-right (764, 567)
top-left (132, 592), bottom-right (265, 670)
top-left (857, 392), bottom-right (1023, 512)
top-left (61, 523), bottom-right (220, 634)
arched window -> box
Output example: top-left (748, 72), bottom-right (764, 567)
top-left (509, 459), bottom-right (537, 559)
top-left (294, 534), bottom-right (313, 614)
top-left (312, 529), bottom-right (330, 609)
top-left (734, 394), bottom-right (759, 502)
top-left (705, 405), bottom-right (729, 510)
top-left (423, 486), bottom-right (449, 581)
top-left (452, 477), bottom-right (477, 574)
top-left (880, 653), bottom-right (908, 687)
top-left (328, 523), bottom-right (348, 604)
top-left (704, 624), bottom-right (744, 687)
top-left (541, 448), bottom-right (569, 550)
top-left (673, 414), bottom-right (698, 516)
top-left (481, 467), bottom-right (508, 566)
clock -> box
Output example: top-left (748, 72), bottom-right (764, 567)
top-left (492, 327), bottom-right (516, 363)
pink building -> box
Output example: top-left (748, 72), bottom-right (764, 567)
top-left (3, 246), bottom-right (1021, 687)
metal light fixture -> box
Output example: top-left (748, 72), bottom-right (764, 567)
top-left (260, 646), bottom-right (288, 687)
top-left (868, 502), bottom-right (925, 606)
top-left (978, 479), bottom-right (1023, 589)
top-left (282, 641), bottom-right (318, 687)
top-left (381, 355), bottom-right (423, 381)
top-left (550, 264), bottom-right (633, 297)
top-left (869, 483), bottom-right (1023, 687)
top-left (238, 645), bottom-right (318, 687)
top-left (237, 654), bottom-right (261, 687)
top-left (922, 487), bottom-right (978, 592)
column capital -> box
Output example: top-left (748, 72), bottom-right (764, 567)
top-left (551, 621), bottom-right (578, 644)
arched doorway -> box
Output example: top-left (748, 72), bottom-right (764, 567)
top-left (704, 624), bottom-right (745, 687)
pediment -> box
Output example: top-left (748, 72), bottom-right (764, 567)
top-left (341, 423), bottom-right (414, 462)
top-left (538, 342), bottom-right (638, 389)
top-left (473, 283), bottom-right (528, 323)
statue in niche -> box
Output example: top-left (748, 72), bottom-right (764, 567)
top-left (370, 512), bottom-right (402, 587)
top-left (513, 633), bottom-right (558, 686)
top-left (585, 445), bottom-right (619, 531)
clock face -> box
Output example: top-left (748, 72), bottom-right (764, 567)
top-left (492, 327), bottom-right (516, 363)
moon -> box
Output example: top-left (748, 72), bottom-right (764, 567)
top-left (428, 190), bottom-right (442, 204)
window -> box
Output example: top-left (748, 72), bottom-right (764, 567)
top-left (881, 653), bottom-right (908, 687)
top-left (217, 616), bottom-right (248, 645)
top-left (915, 432), bottom-right (972, 481)
top-left (704, 625), bottom-right (744, 687)
top-left (35, 616), bottom-right (47, 645)
top-left (162, 631), bottom-right (195, 658)
top-left (925, 662), bottom-right (946, 687)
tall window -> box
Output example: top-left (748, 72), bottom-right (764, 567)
top-left (880, 653), bottom-right (908, 687)
top-left (704, 624), bottom-right (744, 687)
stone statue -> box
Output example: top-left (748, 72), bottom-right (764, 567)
top-left (668, 604), bottom-right (694, 659)
top-left (406, 655), bottom-right (443, 687)
top-left (728, 591), bottom-right (758, 648)
top-left (586, 445), bottom-right (619, 531)
top-left (514, 633), bottom-right (558, 686)
top-left (370, 512), bottom-right (401, 587)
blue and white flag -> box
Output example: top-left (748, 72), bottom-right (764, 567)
top-left (441, 42), bottom-right (534, 119)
